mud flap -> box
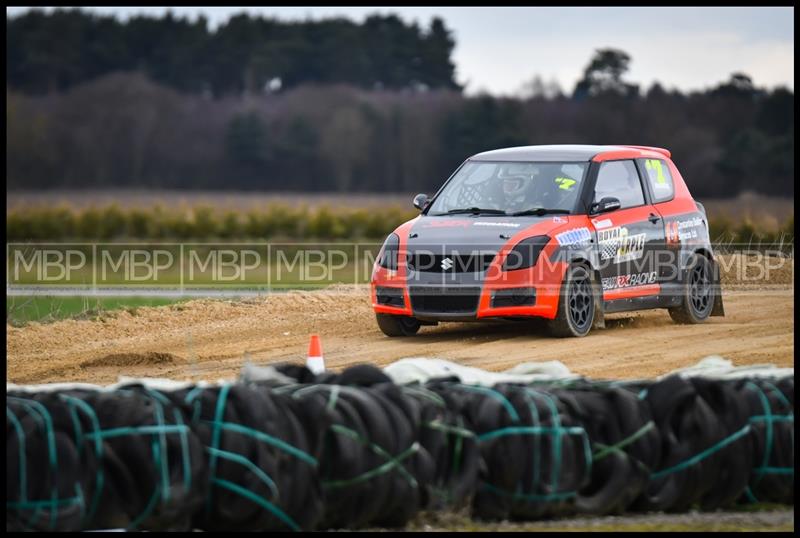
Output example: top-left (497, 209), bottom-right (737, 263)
top-left (710, 258), bottom-right (725, 317)
top-left (592, 270), bottom-right (606, 329)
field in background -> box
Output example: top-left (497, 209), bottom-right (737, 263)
top-left (5, 191), bottom-right (795, 242)
top-left (6, 190), bottom-right (793, 325)
top-left (6, 296), bottom-right (185, 325)
top-left (7, 190), bottom-right (794, 220)
top-left (6, 190), bottom-right (414, 211)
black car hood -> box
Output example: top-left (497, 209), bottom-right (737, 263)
top-left (407, 214), bottom-right (559, 251)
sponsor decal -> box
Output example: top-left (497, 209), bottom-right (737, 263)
top-left (473, 222), bottom-right (521, 228)
top-left (555, 227), bottom-right (592, 246)
top-left (666, 221), bottom-right (680, 244)
top-left (667, 216), bottom-right (704, 243)
top-left (552, 216), bottom-right (567, 224)
top-left (592, 218), bottom-right (612, 229)
top-left (440, 257), bottom-right (454, 270)
top-left (602, 271), bottom-right (658, 291)
top-left (598, 226), bottom-right (646, 263)
top-left (422, 220), bottom-right (471, 228)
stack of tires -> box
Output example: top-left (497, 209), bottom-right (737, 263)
top-left (421, 380), bottom-right (592, 520)
top-left (6, 386), bottom-right (207, 531)
top-left (250, 364), bottom-right (438, 529)
top-left (5, 365), bottom-right (794, 531)
top-left (548, 381), bottom-right (661, 515)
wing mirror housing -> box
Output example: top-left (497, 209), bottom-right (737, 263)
top-left (590, 196), bottom-right (621, 215)
top-left (412, 193), bottom-right (429, 211)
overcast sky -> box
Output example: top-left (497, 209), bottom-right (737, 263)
top-left (6, 6), bottom-right (795, 95)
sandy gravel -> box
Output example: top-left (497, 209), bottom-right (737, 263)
top-left (398, 508), bottom-right (794, 532)
top-left (7, 254), bottom-right (793, 385)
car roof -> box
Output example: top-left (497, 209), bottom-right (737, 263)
top-left (469, 144), bottom-right (669, 162)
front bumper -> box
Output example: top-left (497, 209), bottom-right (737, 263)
top-left (371, 262), bottom-right (567, 321)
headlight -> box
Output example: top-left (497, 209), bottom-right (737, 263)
top-left (377, 233), bottom-right (400, 270)
top-left (502, 235), bottom-right (550, 271)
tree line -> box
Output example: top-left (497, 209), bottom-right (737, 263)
top-left (5, 10), bottom-right (794, 199)
top-left (7, 9), bottom-right (459, 95)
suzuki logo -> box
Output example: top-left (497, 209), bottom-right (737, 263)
top-left (440, 257), bottom-right (454, 270)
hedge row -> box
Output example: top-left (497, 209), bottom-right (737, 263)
top-left (7, 364), bottom-right (793, 531)
top-left (6, 204), bottom-right (419, 241)
top-left (6, 204), bottom-right (794, 244)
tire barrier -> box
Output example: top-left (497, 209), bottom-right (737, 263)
top-left (420, 380), bottom-right (592, 521)
top-left (168, 383), bottom-right (328, 531)
top-left (736, 377), bottom-right (794, 505)
top-left (6, 362), bottom-right (794, 531)
top-left (251, 366), bottom-right (437, 529)
top-left (628, 375), bottom-right (754, 512)
top-left (547, 381), bottom-right (661, 515)
top-left (7, 387), bottom-right (207, 532)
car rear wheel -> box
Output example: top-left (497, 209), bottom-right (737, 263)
top-left (376, 313), bottom-right (422, 337)
top-left (669, 253), bottom-right (714, 324)
top-left (547, 264), bottom-right (596, 338)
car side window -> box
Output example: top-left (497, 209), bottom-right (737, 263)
top-left (640, 158), bottom-right (675, 203)
top-left (593, 160), bottom-right (645, 209)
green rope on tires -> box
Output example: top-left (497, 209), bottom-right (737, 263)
top-left (285, 383), bottom-right (427, 489)
top-left (469, 386), bottom-right (591, 504)
top-left (742, 381), bottom-right (794, 502)
top-left (188, 384), bottom-right (313, 531)
top-left (421, 415), bottom-right (474, 503)
top-left (8, 389), bottom-right (197, 531)
top-left (401, 385), bottom-right (447, 408)
top-left (59, 395), bottom-right (105, 525)
top-left (745, 382), bottom-right (773, 493)
top-left (449, 383), bottom-right (520, 422)
top-left (7, 396), bottom-right (61, 531)
top-left (7, 407), bottom-right (28, 507)
top-left (650, 423), bottom-right (751, 480)
top-left (201, 420), bottom-right (318, 467)
top-left (211, 478), bottom-right (301, 532)
top-left (205, 446), bottom-right (279, 500)
top-left (592, 421), bottom-right (656, 462)
top-left (521, 389), bottom-right (543, 494)
top-left (323, 424), bottom-right (419, 489)
top-left (422, 419), bottom-right (475, 439)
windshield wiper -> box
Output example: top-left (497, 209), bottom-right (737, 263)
top-left (510, 207), bottom-right (571, 216)
top-left (439, 207), bottom-right (508, 215)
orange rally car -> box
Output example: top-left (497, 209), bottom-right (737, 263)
top-left (371, 144), bottom-right (724, 337)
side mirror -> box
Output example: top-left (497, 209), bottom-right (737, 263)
top-left (412, 193), bottom-right (429, 211)
top-left (590, 196), bottom-right (622, 215)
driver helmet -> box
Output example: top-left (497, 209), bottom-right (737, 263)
top-left (498, 163), bottom-right (537, 198)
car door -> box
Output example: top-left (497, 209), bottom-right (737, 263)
top-left (636, 157), bottom-right (682, 290)
top-left (590, 159), bottom-right (665, 301)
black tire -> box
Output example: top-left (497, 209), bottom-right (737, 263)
top-left (669, 253), bottom-right (714, 324)
top-left (375, 313), bottom-right (421, 337)
top-left (546, 264), bottom-right (596, 338)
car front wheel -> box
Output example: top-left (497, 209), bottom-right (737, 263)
top-left (376, 313), bottom-right (422, 337)
top-left (547, 264), bottom-right (596, 338)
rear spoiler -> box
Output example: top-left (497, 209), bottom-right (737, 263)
top-left (625, 145), bottom-right (671, 158)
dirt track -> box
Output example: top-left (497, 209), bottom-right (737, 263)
top-left (7, 256), bottom-right (794, 385)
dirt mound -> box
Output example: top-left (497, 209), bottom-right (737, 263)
top-left (80, 351), bottom-right (182, 369)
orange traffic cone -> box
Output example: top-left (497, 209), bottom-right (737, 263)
top-left (306, 334), bottom-right (325, 374)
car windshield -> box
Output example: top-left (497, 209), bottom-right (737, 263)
top-left (427, 161), bottom-right (589, 215)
